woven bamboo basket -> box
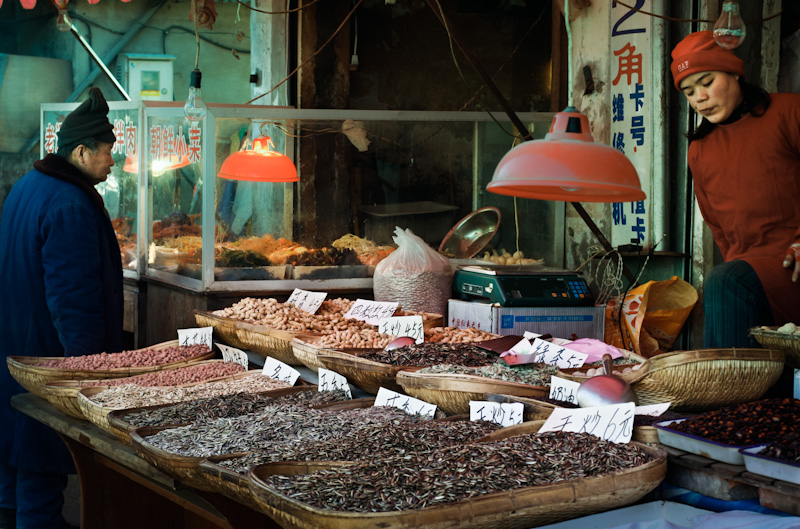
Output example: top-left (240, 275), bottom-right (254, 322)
top-left (316, 349), bottom-right (425, 395)
top-left (247, 442), bottom-right (666, 529)
top-left (557, 348), bottom-right (785, 411)
top-left (129, 425), bottom-right (214, 491)
top-left (38, 359), bottom-right (236, 421)
top-left (76, 386), bottom-right (120, 435)
top-left (194, 310), bottom-right (304, 365)
top-left (395, 370), bottom-right (548, 416)
top-left (749, 327), bottom-right (800, 368)
top-left (288, 334), bottom-right (357, 373)
top-left (6, 340), bottom-right (214, 399)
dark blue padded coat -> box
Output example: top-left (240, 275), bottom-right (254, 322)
top-left (0, 154), bottom-right (123, 474)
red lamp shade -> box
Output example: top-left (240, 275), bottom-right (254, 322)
top-left (218, 136), bottom-right (298, 182)
top-left (487, 108), bottom-right (645, 203)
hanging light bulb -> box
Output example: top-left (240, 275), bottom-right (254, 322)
top-left (713, 0), bottom-right (746, 49)
top-left (56, 1), bottom-right (72, 32)
top-left (184, 69), bottom-right (207, 122)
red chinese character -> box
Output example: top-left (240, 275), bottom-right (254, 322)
top-left (612, 43), bottom-right (642, 86)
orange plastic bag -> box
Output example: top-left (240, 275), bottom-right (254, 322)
top-left (604, 275), bottom-right (698, 358)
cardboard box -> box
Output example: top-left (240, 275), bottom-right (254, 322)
top-left (447, 299), bottom-right (605, 340)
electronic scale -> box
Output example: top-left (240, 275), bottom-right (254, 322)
top-left (453, 265), bottom-right (594, 307)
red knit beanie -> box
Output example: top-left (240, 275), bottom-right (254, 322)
top-left (670, 31), bottom-right (745, 90)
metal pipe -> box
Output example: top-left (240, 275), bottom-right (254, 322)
top-left (69, 23), bottom-right (131, 101)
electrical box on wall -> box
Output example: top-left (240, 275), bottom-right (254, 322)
top-left (116, 53), bottom-right (175, 101)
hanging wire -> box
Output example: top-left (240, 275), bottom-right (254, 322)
top-left (235, 0), bottom-right (320, 15)
top-left (247, 0), bottom-right (363, 104)
top-left (192, 0), bottom-right (201, 70)
top-left (613, 0), bottom-right (781, 25)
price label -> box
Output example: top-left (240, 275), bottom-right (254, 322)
top-left (345, 299), bottom-right (398, 325)
top-left (317, 368), bottom-right (352, 399)
top-left (178, 326), bottom-right (213, 348)
top-left (378, 316), bottom-right (424, 344)
top-left (469, 401), bottom-right (524, 427)
top-left (374, 387), bottom-right (436, 418)
top-left (549, 375), bottom-right (581, 404)
top-left (529, 338), bottom-right (588, 369)
top-left (217, 343), bottom-right (249, 369)
top-left (509, 337), bottom-right (533, 354)
top-left (635, 402), bottom-right (671, 416)
top-left (539, 402), bottom-right (635, 444)
top-left (523, 332), bottom-right (543, 341)
top-left (287, 289), bottom-right (327, 314)
top-left (262, 357), bottom-right (301, 386)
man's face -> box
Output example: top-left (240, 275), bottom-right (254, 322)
top-left (76, 142), bottom-right (115, 185)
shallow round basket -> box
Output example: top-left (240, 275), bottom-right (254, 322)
top-left (395, 370), bottom-right (548, 416)
top-left (38, 359), bottom-right (235, 421)
top-left (749, 327), bottom-right (800, 368)
top-left (290, 334), bottom-right (340, 373)
top-left (247, 442), bottom-right (666, 529)
top-left (199, 453), bottom-right (272, 512)
top-left (558, 348), bottom-right (785, 411)
top-left (129, 425), bottom-right (214, 491)
top-left (6, 340), bottom-right (213, 399)
top-left (318, 350), bottom-right (424, 395)
top-left (195, 311), bottom-right (305, 366)
top-left (76, 387), bottom-right (120, 435)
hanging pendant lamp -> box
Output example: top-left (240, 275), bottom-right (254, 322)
top-left (486, 0), bottom-right (644, 205)
top-left (123, 152), bottom-right (191, 176)
top-left (487, 108), bottom-right (645, 202)
top-left (217, 136), bottom-right (298, 183)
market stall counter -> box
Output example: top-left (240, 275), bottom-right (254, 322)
top-left (10, 393), bottom-right (280, 529)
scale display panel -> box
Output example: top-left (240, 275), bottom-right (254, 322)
top-left (453, 266), bottom-right (594, 307)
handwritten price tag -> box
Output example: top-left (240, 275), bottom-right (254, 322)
top-left (523, 332), bottom-right (544, 341)
top-left (529, 338), bottom-right (588, 369)
top-left (378, 316), bottom-right (424, 344)
top-left (217, 343), bottom-right (249, 369)
top-left (287, 289), bottom-right (327, 314)
top-left (374, 387), bottom-right (437, 418)
top-left (469, 401), bottom-right (524, 426)
top-left (345, 299), bottom-right (398, 325)
top-left (539, 402), bottom-right (635, 444)
top-left (549, 375), bottom-right (581, 404)
top-left (317, 368), bottom-right (352, 399)
top-left (635, 402), bottom-right (671, 416)
top-left (178, 326), bottom-right (213, 348)
top-left (262, 357), bottom-right (301, 386)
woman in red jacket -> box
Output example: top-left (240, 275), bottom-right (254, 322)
top-left (670, 31), bottom-right (800, 360)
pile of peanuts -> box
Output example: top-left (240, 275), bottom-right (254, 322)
top-left (37, 344), bottom-right (211, 370)
top-left (77, 361), bottom-right (245, 387)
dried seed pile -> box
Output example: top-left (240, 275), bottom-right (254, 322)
top-left (76, 362), bottom-right (245, 388)
top-left (666, 398), bottom-right (800, 446)
top-left (423, 327), bottom-right (500, 343)
top-left (88, 374), bottom-right (291, 409)
top-left (37, 344), bottom-right (211, 369)
top-left (263, 431), bottom-right (655, 512)
top-left (119, 389), bottom-right (350, 428)
top-left (374, 269), bottom-right (452, 316)
top-left (144, 405), bottom-right (421, 458)
top-left (419, 360), bottom-right (559, 386)
top-left (761, 430), bottom-right (800, 463)
top-left (219, 419), bottom-right (502, 473)
top-left (357, 343), bottom-right (497, 367)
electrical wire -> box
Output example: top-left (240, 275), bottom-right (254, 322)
top-left (246, 0), bottom-right (363, 105)
top-left (234, 0), bottom-right (320, 15)
top-left (613, 0), bottom-right (781, 25)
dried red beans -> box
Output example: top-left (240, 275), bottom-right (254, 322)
top-left (37, 344), bottom-right (211, 369)
top-left (78, 361), bottom-right (244, 387)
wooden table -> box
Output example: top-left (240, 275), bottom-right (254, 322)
top-left (11, 393), bottom-right (281, 529)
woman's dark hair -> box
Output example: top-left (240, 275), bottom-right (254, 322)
top-left (688, 78), bottom-right (771, 141)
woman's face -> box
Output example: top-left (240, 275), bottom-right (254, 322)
top-left (679, 71), bottom-right (744, 123)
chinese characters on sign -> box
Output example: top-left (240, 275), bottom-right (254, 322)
top-left (374, 387), bottom-right (436, 419)
top-left (262, 357), bottom-right (301, 385)
top-left (378, 316), bottom-right (424, 344)
top-left (217, 343), bottom-right (249, 370)
top-left (345, 299), bottom-right (399, 326)
top-left (287, 289), bottom-right (327, 314)
top-left (540, 402), bottom-right (635, 443)
top-left (177, 326), bottom-right (213, 348)
top-left (469, 401), bottom-right (524, 427)
top-left (317, 368), bottom-right (352, 399)
top-left (610, 0), bottom-right (652, 248)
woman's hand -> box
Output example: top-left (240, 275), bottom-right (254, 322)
top-left (784, 242), bottom-right (800, 283)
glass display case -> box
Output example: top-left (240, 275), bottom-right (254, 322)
top-left (140, 103), bottom-right (562, 293)
top-left (41, 101), bottom-right (143, 279)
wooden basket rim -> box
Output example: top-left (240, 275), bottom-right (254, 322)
top-left (396, 369), bottom-right (548, 393)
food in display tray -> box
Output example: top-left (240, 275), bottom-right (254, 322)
top-left (740, 445), bottom-right (800, 486)
top-left (654, 419), bottom-right (755, 465)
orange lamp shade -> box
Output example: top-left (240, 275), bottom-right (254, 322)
top-left (487, 108), bottom-right (645, 203)
top-left (123, 152), bottom-right (191, 175)
top-left (218, 136), bottom-right (298, 182)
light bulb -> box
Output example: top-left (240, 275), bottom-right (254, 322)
top-left (184, 69), bottom-right (207, 122)
top-left (713, 0), bottom-right (746, 50)
top-left (56, 9), bottom-right (73, 32)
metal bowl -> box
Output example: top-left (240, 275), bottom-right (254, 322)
top-left (438, 207), bottom-right (501, 259)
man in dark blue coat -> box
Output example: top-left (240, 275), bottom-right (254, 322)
top-left (0, 87), bottom-right (123, 529)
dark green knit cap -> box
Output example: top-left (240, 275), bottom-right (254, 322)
top-left (58, 87), bottom-right (116, 147)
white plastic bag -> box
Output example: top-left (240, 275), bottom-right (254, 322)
top-left (373, 227), bottom-right (452, 316)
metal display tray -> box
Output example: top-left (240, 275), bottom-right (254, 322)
top-left (740, 445), bottom-right (800, 485)
top-left (654, 419), bottom-right (756, 465)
